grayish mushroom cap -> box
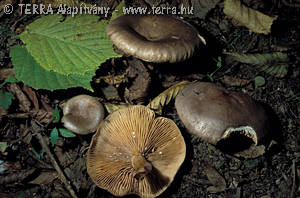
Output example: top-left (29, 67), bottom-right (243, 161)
top-left (106, 15), bottom-right (206, 63)
top-left (175, 82), bottom-right (269, 145)
top-left (62, 95), bottom-right (105, 135)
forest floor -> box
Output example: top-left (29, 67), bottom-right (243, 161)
top-left (0, 0), bottom-right (300, 198)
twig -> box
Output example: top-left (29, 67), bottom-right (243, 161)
top-left (282, 0), bottom-right (300, 8)
top-left (290, 159), bottom-right (296, 198)
top-left (31, 121), bottom-right (78, 198)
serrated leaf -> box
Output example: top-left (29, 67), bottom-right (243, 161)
top-left (225, 52), bottom-right (288, 78)
top-left (52, 105), bottom-right (60, 123)
top-left (50, 128), bottom-right (59, 146)
top-left (0, 90), bottom-right (14, 110)
top-left (20, 14), bottom-right (120, 75)
top-left (147, 81), bottom-right (193, 114)
top-left (224, 0), bottom-right (277, 34)
top-left (59, 128), bottom-right (76, 138)
top-left (10, 46), bottom-right (94, 91)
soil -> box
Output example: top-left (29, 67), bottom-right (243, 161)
top-left (0, 0), bottom-right (300, 198)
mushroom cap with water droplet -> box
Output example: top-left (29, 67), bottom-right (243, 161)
top-left (61, 95), bottom-right (105, 135)
top-left (106, 15), bottom-right (206, 63)
top-left (86, 105), bottom-right (186, 197)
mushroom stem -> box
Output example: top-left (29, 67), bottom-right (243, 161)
top-left (131, 155), bottom-right (152, 175)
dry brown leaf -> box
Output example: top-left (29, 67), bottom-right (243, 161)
top-left (6, 83), bottom-right (31, 112)
top-left (95, 68), bottom-right (129, 87)
top-left (224, 0), bottom-right (277, 34)
top-left (23, 85), bottom-right (39, 110)
top-left (0, 169), bottom-right (35, 184)
top-left (103, 103), bottom-right (131, 114)
top-left (147, 81), bottom-right (192, 114)
top-left (234, 144), bottom-right (265, 158)
top-left (101, 85), bottom-right (121, 101)
top-left (202, 164), bottom-right (226, 193)
top-left (221, 75), bottom-right (251, 87)
top-left (28, 170), bottom-right (58, 185)
top-left (0, 0), bottom-right (15, 9)
top-left (124, 59), bottom-right (151, 104)
top-left (0, 68), bottom-right (14, 81)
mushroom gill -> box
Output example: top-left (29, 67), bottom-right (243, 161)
top-left (86, 105), bottom-right (186, 197)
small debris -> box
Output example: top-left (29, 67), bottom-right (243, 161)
top-left (202, 163), bottom-right (226, 193)
top-left (221, 75), bottom-right (251, 87)
top-left (6, 83), bottom-right (31, 112)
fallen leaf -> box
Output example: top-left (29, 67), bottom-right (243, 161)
top-left (190, 0), bottom-right (221, 19)
top-left (101, 85), bottom-right (121, 101)
top-left (225, 52), bottom-right (289, 78)
top-left (224, 0), bottom-right (277, 34)
top-left (221, 75), bottom-right (251, 87)
top-left (95, 68), bottom-right (129, 87)
top-left (147, 81), bottom-right (192, 114)
top-left (0, 68), bottom-right (14, 81)
top-left (124, 59), bottom-right (151, 104)
top-left (234, 144), bottom-right (266, 158)
top-left (23, 85), bottom-right (39, 110)
top-left (202, 164), bottom-right (226, 193)
top-left (103, 103), bottom-right (131, 114)
top-left (6, 83), bottom-right (31, 112)
top-left (28, 170), bottom-right (58, 185)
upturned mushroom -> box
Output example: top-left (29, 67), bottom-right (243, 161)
top-left (106, 15), bottom-right (206, 63)
top-left (175, 82), bottom-right (269, 153)
top-left (61, 95), bottom-right (105, 135)
top-left (86, 105), bottom-right (186, 197)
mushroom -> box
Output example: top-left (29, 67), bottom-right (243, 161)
top-left (175, 82), bottom-right (269, 153)
top-left (61, 95), bottom-right (105, 135)
top-left (86, 105), bottom-right (186, 197)
top-left (106, 15), bottom-right (206, 63)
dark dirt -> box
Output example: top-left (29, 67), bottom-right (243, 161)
top-left (0, 0), bottom-right (300, 198)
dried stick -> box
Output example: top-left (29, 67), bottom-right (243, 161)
top-left (31, 121), bottom-right (78, 198)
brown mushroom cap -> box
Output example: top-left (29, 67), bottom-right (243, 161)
top-left (106, 15), bottom-right (206, 63)
top-left (61, 95), bottom-right (105, 135)
top-left (175, 82), bottom-right (269, 146)
top-left (87, 105), bottom-right (186, 197)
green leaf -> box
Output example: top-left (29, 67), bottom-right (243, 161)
top-left (20, 14), bottom-right (120, 75)
top-left (216, 56), bottom-right (222, 68)
top-left (0, 90), bottom-right (14, 110)
top-left (111, 0), bottom-right (125, 21)
top-left (59, 128), bottom-right (76, 138)
top-left (0, 76), bottom-right (18, 87)
top-left (10, 46), bottom-right (94, 91)
top-left (52, 105), bottom-right (60, 123)
top-left (254, 76), bottom-right (265, 87)
top-left (225, 52), bottom-right (288, 78)
top-left (50, 128), bottom-right (59, 146)
top-left (31, 148), bottom-right (45, 159)
top-left (0, 142), bottom-right (8, 153)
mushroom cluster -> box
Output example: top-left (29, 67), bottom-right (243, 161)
top-left (175, 82), bottom-right (269, 153)
top-left (86, 105), bottom-right (186, 197)
top-left (106, 15), bottom-right (206, 63)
